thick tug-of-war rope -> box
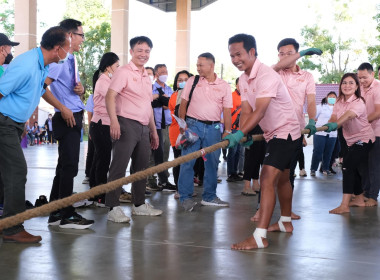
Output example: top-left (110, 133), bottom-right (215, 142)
top-left (0, 126), bottom-right (328, 231)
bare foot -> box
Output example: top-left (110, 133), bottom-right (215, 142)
top-left (250, 209), bottom-right (260, 222)
top-left (349, 196), bottom-right (365, 207)
top-left (268, 221), bottom-right (293, 233)
top-left (364, 196), bottom-right (369, 202)
top-left (351, 194), bottom-right (356, 200)
top-left (252, 180), bottom-right (260, 192)
top-left (365, 198), bottom-right (378, 207)
top-left (329, 205), bottom-right (350, 214)
top-left (231, 235), bottom-right (268, 250)
top-left (291, 212), bottom-right (301, 220)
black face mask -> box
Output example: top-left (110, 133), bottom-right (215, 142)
top-left (4, 53), bottom-right (13, 64)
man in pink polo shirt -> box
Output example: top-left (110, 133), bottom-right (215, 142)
top-left (177, 52), bottom-right (232, 211)
top-left (271, 38), bottom-right (322, 220)
top-left (225, 33), bottom-right (301, 249)
top-left (357, 63), bottom-right (380, 207)
top-left (104, 36), bottom-right (160, 222)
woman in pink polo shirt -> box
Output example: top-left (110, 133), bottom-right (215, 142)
top-left (89, 52), bottom-right (119, 205)
top-left (324, 73), bottom-right (375, 214)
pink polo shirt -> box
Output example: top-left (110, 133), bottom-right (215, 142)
top-left (240, 59), bottom-right (300, 142)
top-left (361, 79), bottom-right (380, 137)
top-left (332, 95), bottom-right (375, 146)
top-left (277, 65), bottom-right (316, 128)
top-left (92, 73), bottom-right (111, 125)
top-left (181, 75), bottom-right (232, 121)
top-left (108, 61), bottom-right (153, 126)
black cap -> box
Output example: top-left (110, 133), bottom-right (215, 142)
top-left (0, 33), bottom-right (20, 47)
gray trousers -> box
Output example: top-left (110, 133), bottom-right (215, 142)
top-left (366, 137), bottom-right (380, 200)
top-left (105, 117), bottom-right (150, 207)
top-left (0, 113), bottom-right (26, 235)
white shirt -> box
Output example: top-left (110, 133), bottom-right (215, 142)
top-left (315, 104), bottom-right (337, 137)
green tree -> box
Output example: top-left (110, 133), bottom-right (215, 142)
top-left (64, 0), bottom-right (111, 100)
top-left (367, 9), bottom-right (380, 72)
top-left (299, 0), bottom-right (358, 83)
top-left (0, 0), bottom-right (15, 37)
top-left (299, 24), bottom-right (353, 83)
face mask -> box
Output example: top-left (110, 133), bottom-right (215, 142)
top-left (58, 46), bottom-right (70, 64)
top-left (4, 53), bottom-right (13, 64)
top-left (179, 81), bottom-right (186, 89)
top-left (327, 97), bottom-right (336, 105)
top-left (149, 75), bottom-right (155, 84)
top-left (58, 52), bottom-right (69, 64)
top-left (158, 75), bottom-right (168, 83)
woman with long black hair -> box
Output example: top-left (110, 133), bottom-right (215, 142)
top-left (325, 73), bottom-right (375, 214)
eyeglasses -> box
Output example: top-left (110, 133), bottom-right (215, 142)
top-left (73, 32), bottom-right (85, 39)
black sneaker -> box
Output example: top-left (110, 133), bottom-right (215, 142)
top-left (35, 195), bottom-right (48, 207)
top-left (25, 200), bottom-right (34, 209)
top-left (160, 182), bottom-right (177, 192)
top-left (146, 181), bottom-right (163, 191)
top-left (48, 212), bottom-right (62, 226)
top-left (233, 174), bottom-right (243, 181)
top-left (226, 175), bottom-right (237, 182)
top-left (59, 212), bottom-right (94, 229)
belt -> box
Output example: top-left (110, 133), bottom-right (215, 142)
top-left (73, 110), bottom-right (84, 116)
top-left (186, 116), bottom-right (220, 125)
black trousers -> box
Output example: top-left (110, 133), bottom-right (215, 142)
top-left (47, 130), bottom-right (55, 143)
top-left (297, 147), bottom-right (305, 170)
top-left (152, 128), bottom-right (168, 184)
top-left (243, 140), bottom-right (266, 181)
top-left (85, 135), bottom-right (95, 178)
top-left (172, 146), bottom-right (181, 188)
top-left (89, 120), bottom-right (112, 196)
top-left (0, 172), bottom-right (3, 204)
top-left (343, 141), bottom-right (372, 195)
top-left (50, 111), bottom-right (82, 218)
top-left (0, 113), bottom-right (26, 235)
top-left (289, 137), bottom-right (303, 189)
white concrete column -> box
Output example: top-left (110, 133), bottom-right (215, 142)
top-left (111, 0), bottom-right (129, 65)
top-left (14, 0), bottom-right (37, 56)
top-left (175, 0), bottom-right (191, 73)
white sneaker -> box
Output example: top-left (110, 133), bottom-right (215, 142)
top-left (82, 177), bottom-right (90, 184)
top-left (132, 203), bottom-right (163, 216)
top-left (107, 206), bottom-right (130, 223)
top-left (299, 169), bottom-right (307, 177)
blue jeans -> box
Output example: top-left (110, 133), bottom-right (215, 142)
top-left (227, 129), bottom-right (240, 175)
top-left (310, 134), bottom-right (337, 171)
top-left (178, 118), bottom-right (221, 202)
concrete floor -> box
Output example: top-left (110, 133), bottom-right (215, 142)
top-left (0, 143), bottom-right (380, 280)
